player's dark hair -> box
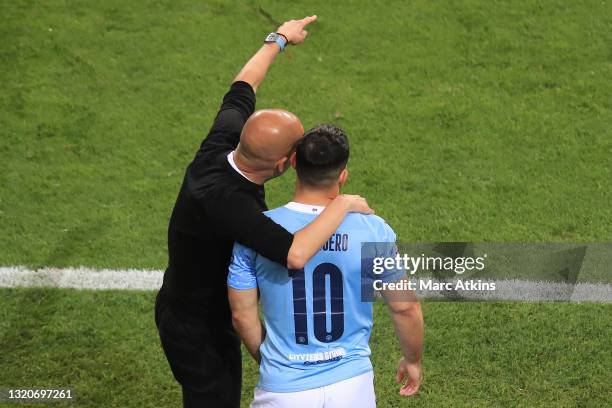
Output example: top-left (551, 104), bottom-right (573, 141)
top-left (295, 124), bottom-right (349, 188)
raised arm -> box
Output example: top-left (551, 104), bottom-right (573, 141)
top-left (234, 15), bottom-right (377, 269)
top-left (234, 15), bottom-right (317, 92)
top-left (199, 16), bottom-right (317, 153)
top-left (205, 14), bottom-right (374, 269)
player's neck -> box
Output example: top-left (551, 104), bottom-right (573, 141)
top-left (292, 181), bottom-right (339, 207)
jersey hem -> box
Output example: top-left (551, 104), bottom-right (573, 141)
top-left (257, 365), bottom-right (374, 393)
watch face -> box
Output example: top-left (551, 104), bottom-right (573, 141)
top-left (265, 33), bottom-right (278, 42)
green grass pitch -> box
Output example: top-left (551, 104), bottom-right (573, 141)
top-left (1, 289), bottom-right (610, 408)
top-left (1, 0), bottom-right (611, 407)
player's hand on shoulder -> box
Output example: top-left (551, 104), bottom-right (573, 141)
top-left (277, 15), bottom-right (317, 45)
top-left (337, 194), bottom-right (375, 215)
top-left (396, 357), bottom-right (422, 396)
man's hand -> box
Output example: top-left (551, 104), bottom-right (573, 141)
top-left (233, 15), bottom-right (317, 91)
top-left (277, 15), bottom-right (318, 45)
top-left (396, 357), bottom-right (422, 396)
top-left (336, 194), bottom-right (375, 214)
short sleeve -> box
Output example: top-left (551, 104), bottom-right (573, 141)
top-left (377, 240), bottom-right (407, 284)
top-left (228, 242), bottom-right (258, 290)
top-left (361, 220), bottom-right (405, 284)
top-left (381, 222), bottom-right (406, 283)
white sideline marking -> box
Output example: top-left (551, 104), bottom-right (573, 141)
top-left (0, 266), bottom-right (163, 291)
top-left (0, 266), bottom-right (610, 302)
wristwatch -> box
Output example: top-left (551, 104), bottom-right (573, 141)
top-left (264, 32), bottom-right (287, 52)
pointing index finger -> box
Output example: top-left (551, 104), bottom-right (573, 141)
top-left (300, 15), bottom-right (318, 26)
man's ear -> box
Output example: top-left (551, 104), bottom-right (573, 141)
top-left (338, 168), bottom-right (349, 187)
top-left (275, 156), bottom-right (290, 175)
top-left (290, 151), bottom-right (297, 168)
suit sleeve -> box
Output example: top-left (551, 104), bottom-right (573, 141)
top-left (203, 189), bottom-right (293, 267)
top-left (199, 81), bottom-right (256, 153)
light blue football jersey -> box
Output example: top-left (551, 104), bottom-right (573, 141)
top-left (228, 202), bottom-right (404, 392)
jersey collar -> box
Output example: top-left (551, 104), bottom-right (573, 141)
top-left (284, 201), bottom-right (325, 214)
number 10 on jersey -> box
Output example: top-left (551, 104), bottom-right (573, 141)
top-left (291, 263), bottom-right (345, 345)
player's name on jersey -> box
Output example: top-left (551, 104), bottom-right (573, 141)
top-left (321, 233), bottom-right (349, 252)
top-left (373, 279), bottom-right (497, 292)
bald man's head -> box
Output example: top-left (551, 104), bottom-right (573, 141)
top-left (235, 109), bottom-right (304, 178)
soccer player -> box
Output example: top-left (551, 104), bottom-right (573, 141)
top-left (228, 125), bottom-right (424, 407)
top-left (156, 16), bottom-right (373, 408)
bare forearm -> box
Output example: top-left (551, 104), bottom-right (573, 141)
top-left (234, 44), bottom-right (280, 93)
top-left (234, 317), bottom-right (264, 363)
top-left (287, 196), bottom-right (350, 269)
top-left (229, 288), bottom-right (263, 363)
top-left (287, 195), bottom-right (374, 269)
top-left (392, 304), bottom-right (424, 364)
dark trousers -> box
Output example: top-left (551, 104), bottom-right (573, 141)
top-left (155, 294), bottom-right (242, 408)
